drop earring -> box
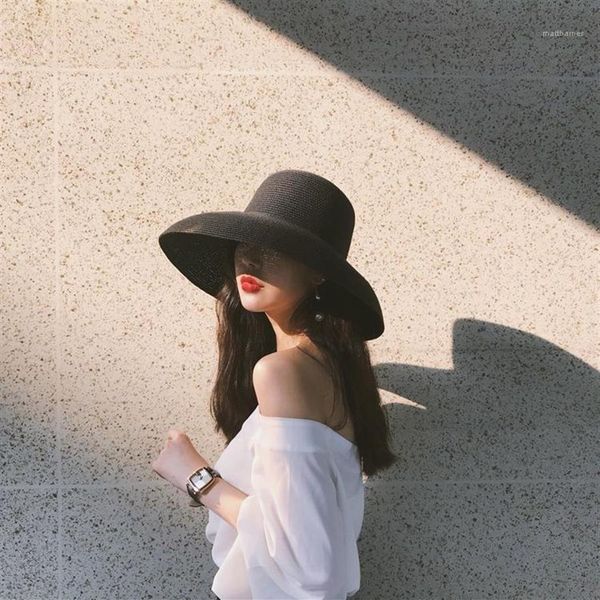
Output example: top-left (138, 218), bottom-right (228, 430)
top-left (314, 280), bottom-right (324, 322)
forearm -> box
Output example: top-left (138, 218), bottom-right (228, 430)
top-left (199, 476), bottom-right (248, 529)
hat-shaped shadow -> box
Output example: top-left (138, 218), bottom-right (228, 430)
top-left (226, 1), bottom-right (597, 229)
top-left (357, 319), bottom-right (599, 597)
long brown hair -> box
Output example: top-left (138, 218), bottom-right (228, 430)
top-left (208, 242), bottom-right (397, 477)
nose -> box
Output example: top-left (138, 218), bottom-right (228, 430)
top-left (242, 257), bottom-right (258, 272)
top-left (237, 244), bottom-right (261, 271)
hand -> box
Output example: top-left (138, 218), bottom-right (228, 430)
top-left (151, 429), bottom-right (209, 493)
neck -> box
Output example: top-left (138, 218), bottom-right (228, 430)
top-left (264, 308), bottom-right (308, 352)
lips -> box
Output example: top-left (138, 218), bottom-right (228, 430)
top-left (241, 275), bottom-right (262, 286)
top-left (240, 275), bottom-right (263, 293)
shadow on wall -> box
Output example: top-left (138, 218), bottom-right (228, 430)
top-left (228, 0), bottom-right (598, 229)
top-left (355, 318), bottom-right (600, 598)
top-left (1, 318), bottom-right (598, 596)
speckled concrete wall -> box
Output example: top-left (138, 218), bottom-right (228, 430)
top-left (1, 1), bottom-right (598, 599)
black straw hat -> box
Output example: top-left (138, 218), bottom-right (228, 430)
top-left (158, 169), bottom-right (384, 340)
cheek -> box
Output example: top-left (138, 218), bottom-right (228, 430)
top-left (261, 280), bottom-right (307, 306)
top-left (263, 283), bottom-right (293, 303)
top-left (277, 270), bottom-right (311, 295)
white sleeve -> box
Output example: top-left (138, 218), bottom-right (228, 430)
top-left (235, 419), bottom-right (347, 600)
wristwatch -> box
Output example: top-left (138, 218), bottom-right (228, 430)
top-left (186, 465), bottom-right (221, 507)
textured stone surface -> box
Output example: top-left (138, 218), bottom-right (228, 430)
top-left (1, 1), bottom-right (597, 598)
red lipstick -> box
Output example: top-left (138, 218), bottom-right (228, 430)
top-left (240, 275), bottom-right (263, 293)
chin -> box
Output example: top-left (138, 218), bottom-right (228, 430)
top-left (239, 294), bottom-right (270, 312)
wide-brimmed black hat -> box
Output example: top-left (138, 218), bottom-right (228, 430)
top-left (158, 169), bottom-right (384, 340)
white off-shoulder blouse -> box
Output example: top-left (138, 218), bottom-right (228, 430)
top-left (205, 405), bottom-right (365, 600)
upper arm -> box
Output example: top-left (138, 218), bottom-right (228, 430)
top-left (252, 352), bottom-right (321, 420)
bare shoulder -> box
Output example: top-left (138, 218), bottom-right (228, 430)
top-left (252, 350), bottom-right (322, 420)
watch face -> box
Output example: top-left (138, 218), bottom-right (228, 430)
top-left (190, 471), bottom-right (206, 487)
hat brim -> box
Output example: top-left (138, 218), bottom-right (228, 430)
top-left (158, 211), bottom-right (384, 340)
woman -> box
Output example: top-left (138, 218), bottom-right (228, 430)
top-left (151, 169), bottom-right (397, 599)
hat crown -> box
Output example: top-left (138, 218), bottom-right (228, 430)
top-left (244, 169), bottom-right (355, 258)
